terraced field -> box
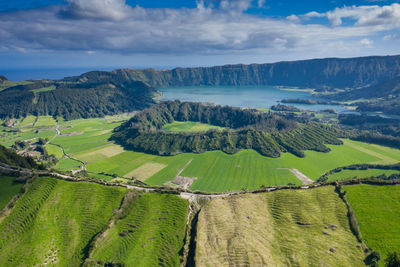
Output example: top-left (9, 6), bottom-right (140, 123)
top-left (327, 169), bottom-right (400, 181)
top-left (196, 186), bottom-right (365, 266)
top-left (162, 121), bottom-right (223, 132)
top-left (343, 185), bottom-right (400, 258)
top-left (88, 193), bottom-right (188, 266)
top-left (0, 177), bottom-right (127, 266)
top-left (0, 176), bottom-right (23, 210)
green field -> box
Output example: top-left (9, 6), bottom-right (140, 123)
top-left (343, 185), bottom-right (400, 258)
top-left (31, 86), bottom-right (56, 94)
top-left (0, 176), bottom-right (24, 211)
top-left (328, 169), bottom-right (400, 181)
top-left (0, 81), bottom-right (33, 91)
top-left (34, 116), bottom-right (57, 127)
top-left (196, 186), bottom-right (364, 266)
top-left (0, 177), bottom-right (127, 266)
top-left (88, 193), bottom-right (188, 266)
top-left (2, 115), bottom-right (400, 192)
top-left (162, 121), bottom-right (223, 132)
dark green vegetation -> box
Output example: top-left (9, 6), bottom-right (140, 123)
top-left (343, 185), bottom-right (400, 258)
top-left (112, 101), bottom-right (343, 157)
top-left (0, 144), bottom-right (37, 169)
top-left (0, 175), bottom-right (24, 211)
top-left (318, 163), bottom-right (400, 182)
top-left (0, 75), bottom-right (6, 83)
top-left (0, 75), bottom-right (156, 120)
top-left (0, 177), bottom-right (127, 266)
top-left (87, 193), bottom-right (188, 266)
top-left (78, 55), bottom-right (400, 89)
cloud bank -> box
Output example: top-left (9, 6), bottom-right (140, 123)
top-left (0, 0), bottom-right (399, 58)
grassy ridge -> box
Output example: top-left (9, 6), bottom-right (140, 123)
top-left (0, 176), bottom-right (24, 211)
top-left (196, 186), bottom-right (364, 266)
top-left (344, 185), bottom-right (400, 257)
top-left (88, 193), bottom-right (188, 266)
top-left (0, 177), bottom-right (127, 266)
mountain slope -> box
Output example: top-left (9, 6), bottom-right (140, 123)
top-left (70, 55), bottom-right (400, 89)
top-left (0, 144), bottom-right (37, 169)
top-left (0, 77), bottom-right (157, 120)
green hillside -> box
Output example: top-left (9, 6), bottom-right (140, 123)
top-left (344, 185), bottom-right (400, 258)
top-left (0, 144), bottom-right (37, 169)
top-left (88, 193), bottom-right (188, 266)
top-left (0, 177), bottom-right (127, 266)
top-left (0, 175), bottom-right (24, 211)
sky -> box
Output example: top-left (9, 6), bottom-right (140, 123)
top-left (0, 0), bottom-right (400, 79)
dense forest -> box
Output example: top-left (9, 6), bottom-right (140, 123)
top-left (112, 101), bottom-right (344, 157)
top-left (0, 144), bottom-right (37, 169)
top-left (0, 78), bottom-right (156, 120)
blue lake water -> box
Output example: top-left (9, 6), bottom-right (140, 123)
top-left (160, 86), bottom-right (347, 112)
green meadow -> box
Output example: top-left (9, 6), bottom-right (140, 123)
top-left (88, 193), bottom-right (188, 266)
top-left (2, 115), bottom-right (400, 192)
top-left (327, 169), bottom-right (400, 181)
top-left (0, 177), bottom-right (127, 266)
top-left (344, 185), bottom-right (400, 258)
top-left (162, 121), bottom-right (223, 132)
top-left (0, 176), bottom-right (24, 211)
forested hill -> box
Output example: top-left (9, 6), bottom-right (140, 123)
top-left (331, 76), bottom-right (400, 100)
top-left (0, 76), bottom-right (157, 120)
top-left (0, 144), bottom-right (37, 169)
top-left (112, 101), bottom-right (344, 157)
top-left (71, 55), bottom-right (400, 89)
top-left (0, 75), bottom-right (7, 83)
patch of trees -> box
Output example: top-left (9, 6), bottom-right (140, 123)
top-left (0, 144), bottom-right (38, 169)
top-left (356, 99), bottom-right (400, 116)
top-left (271, 104), bottom-right (301, 112)
top-left (339, 114), bottom-right (400, 137)
top-left (281, 98), bottom-right (340, 105)
top-left (317, 163), bottom-right (400, 182)
top-left (111, 101), bottom-right (344, 157)
top-left (351, 132), bottom-right (400, 150)
top-left (0, 79), bottom-right (156, 120)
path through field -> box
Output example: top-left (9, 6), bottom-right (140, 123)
top-left (342, 139), bottom-right (397, 164)
top-left (278, 168), bottom-right (313, 185)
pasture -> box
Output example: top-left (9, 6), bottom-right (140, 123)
top-left (327, 169), bottom-right (400, 181)
top-left (0, 176), bottom-right (127, 266)
top-left (0, 176), bottom-right (23, 211)
top-left (162, 121), bottom-right (223, 132)
top-left (88, 193), bottom-right (188, 266)
top-left (1, 115), bottom-right (400, 192)
top-left (196, 186), bottom-right (364, 266)
top-left (343, 185), bottom-right (400, 258)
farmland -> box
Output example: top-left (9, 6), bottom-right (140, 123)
top-left (0, 177), bottom-right (127, 266)
top-left (195, 186), bottom-right (365, 266)
top-left (162, 121), bottom-right (223, 132)
top-left (88, 193), bottom-right (188, 266)
top-left (1, 115), bottom-right (400, 192)
top-left (0, 176), bottom-right (23, 211)
top-left (343, 185), bottom-right (400, 258)
top-left (327, 169), bottom-right (400, 181)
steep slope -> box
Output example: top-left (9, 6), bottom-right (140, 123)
top-left (0, 177), bottom-right (127, 266)
top-left (0, 144), bottom-right (37, 169)
top-left (66, 55), bottom-right (400, 89)
top-left (0, 78), bottom-right (157, 120)
top-left (196, 187), bottom-right (365, 266)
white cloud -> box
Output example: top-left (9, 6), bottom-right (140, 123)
top-left (360, 38), bottom-right (373, 47)
top-left (61, 0), bottom-right (132, 20)
top-left (0, 1), bottom-right (397, 58)
top-left (383, 34), bottom-right (398, 40)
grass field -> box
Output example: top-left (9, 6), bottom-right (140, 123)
top-left (328, 169), bottom-right (400, 181)
top-left (0, 177), bottom-right (127, 266)
top-left (88, 193), bottom-right (188, 266)
top-left (0, 176), bottom-right (23, 211)
top-left (31, 86), bottom-right (56, 94)
top-left (2, 115), bottom-right (400, 192)
top-left (162, 121), bottom-right (223, 132)
top-left (343, 185), bottom-right (400, 258)
top-left (34, 116), bottom-right (57, 127)
top-left (196, 186), bottom-right (365, 266)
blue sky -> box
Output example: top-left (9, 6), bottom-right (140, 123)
top-left (0, 0), bottom-right (400, 79)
